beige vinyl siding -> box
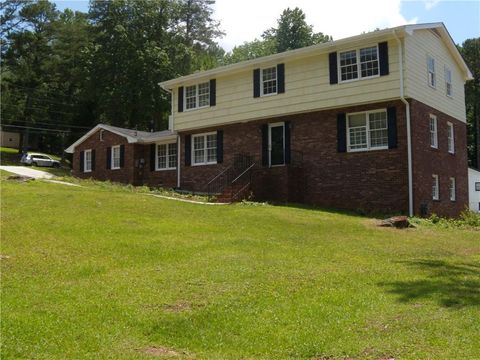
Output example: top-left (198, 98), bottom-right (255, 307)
top-left (173, 38), bottom-right (401, 131)
top-left (405, 29), bottom-right (466, 122)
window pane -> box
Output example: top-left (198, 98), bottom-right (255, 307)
top-left (206, 134), bottom-right (217, 162)
top-left (157, 144), bottom-right (166, 169)
top-left (360, 46), bottom-right (379, 78)
top-left (198, 82), bottom-right (210, 107)
top-left (113, 147), bottom-right (120, 168)
top-left (185, 85), bottom-right (197, 109)
top-left (262, 67), bottom-right (277, 95)
top-left (349, 127), bottom-right (367, 150)
top-left (270, 125), bottom-right (284, 165)
top-left (168, 143), bottom-right (177, 168)
top-left (348, 113), bottom-right (366, 128)
top-left (340, 50), bottom-right (358, 81)
top-left (369, 111), bottom-right (388, 148)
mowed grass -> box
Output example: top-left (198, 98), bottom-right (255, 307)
top-left (1, 179), bottom-right (479, 359)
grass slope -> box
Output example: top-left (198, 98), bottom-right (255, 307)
top-left (1, 180), bottom-right (479, 359)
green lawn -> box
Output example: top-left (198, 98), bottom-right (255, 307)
top-left (1, 179), bottom-right (479, 359)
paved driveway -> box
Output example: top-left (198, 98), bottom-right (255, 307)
top-left (0, 166), bottom-right (54, 179)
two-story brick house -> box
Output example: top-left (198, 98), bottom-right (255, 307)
top-left (66, 23), bottom-right (472, 217)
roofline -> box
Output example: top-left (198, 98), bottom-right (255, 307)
top-left (160, 22), bottom-right (473, 89)
top-left (159, 25), bottom-right (408, 89)
top-left (64, 124), bottom-right (177, 153)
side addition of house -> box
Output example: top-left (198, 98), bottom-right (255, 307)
top-left (66, 23), bottom-right (473, 218)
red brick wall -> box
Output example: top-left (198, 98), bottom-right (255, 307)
top-left (73, 130), bottom-right (177, 188)
top-left (179, 100), bottom-right (410, 214)
top-left (410, 99), bottom-right (468, 217)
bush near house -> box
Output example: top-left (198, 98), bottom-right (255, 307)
top-left (1, 179), bottom-right (479, 359)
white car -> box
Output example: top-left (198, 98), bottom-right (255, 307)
top-left (20, 153), bottom-right (61, 168)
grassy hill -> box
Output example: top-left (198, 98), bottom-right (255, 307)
top-left (1, 178), bottom-right (479, 359)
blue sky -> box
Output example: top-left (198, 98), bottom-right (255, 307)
top-left (54, 0), bottom-right (479, 50)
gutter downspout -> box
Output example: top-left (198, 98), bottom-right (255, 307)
top-left (393, 30), bottom-right (414, 216)
top-left (159, 83), bottom-right (181, 189)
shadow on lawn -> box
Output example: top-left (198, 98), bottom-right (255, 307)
top-left (380, 259), bottom-right (480, 307)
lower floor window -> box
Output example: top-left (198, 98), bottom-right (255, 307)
top-left (347, 110), bottom-right (388, 151)
top-left (84, 149), bottom-right (92, 172)
top-left (157, 143), bottom-right (177, 170)
top-left (193, 132), bottom-right (217, 165)
top-left (269, 122), bottom-right (285, 166)
top-left (112, 145), bottom-right (121, 169)
top-left (432, 174), bottom-right (439, 200)
top-left (449, 177), bottom-right (456, 201)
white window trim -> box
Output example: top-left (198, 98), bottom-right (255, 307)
top-left (99, 130), bottom-right (104, 141)
top-left (155, 141), bottom-right (177, 171)
top-left (184, 82), bottom-right (210, 112)
top-left (260, 66), bottom-right (278, 97)
top-left (346, 109), bottom-right (389, 152)
top-left (447, 122), bottom-right (455, 154)
top-left (430, 114), bottom-right (438, 149)
top-left (84, 149), bottom-right (92, 173)
top-left (338, 44), bottom-right (380, 84)
top-left (192, 131), bottom-right (217, 166)
top-left (444, 65), bottom-right (453, 98)
top-left (268, 122), bottom-right (285, 167)
top-left (432, 174), bottom-right (439, 201)
top-left (449, 177), bottom-right (456, 201)
top-left (111, 145), bottom-right (121, 170)
top-left (427, 55), bottom-right (436, 89)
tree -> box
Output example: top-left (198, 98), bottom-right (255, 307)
top-left (224, 7), bottom-right (331, 64)
top-left (459, 38), bottom-right (480, 168)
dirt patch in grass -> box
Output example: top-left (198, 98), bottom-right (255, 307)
top-left (143, 346), bottom-right (192, 358)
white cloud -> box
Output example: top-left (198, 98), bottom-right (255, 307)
top-left (213, 0), bottom-right (418, 51)
top-left (422, 0), bottom-right (441, 10)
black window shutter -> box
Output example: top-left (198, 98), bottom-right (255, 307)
top-left (284, 121), bottom-right (291, 164)
top-left (261, 124), bottom-right (268, 166)
top-left (337, 113), bottom-right (347, 153)
top-left (106, 147), bottom-right (111, 169)
top-left (119, 145), bottom-right (125, 168)
top-left (379, 42), bottom-right (389, 76)
top-left (91, 149), bottom-right (96, 171)
top-left (253, 69), bottom-right (260, 98)
top-left (216, 130), bottom-right (223, 163)
top-left (150, 144), bottom-right (156, 171)
top-left (277, 63), bottom-right (285, 93)
top-left (185, 135), bottom-right (191, 166)
top-left (178, 86), bottom-right (184, 113)
top-left (79, 151), bottom-right (84, 172)
top-left (329, 52), bottom-right (338, 84)
top-left (387, 107), bottom-right (397, 149)
top-left (210, 79), bottom-right (216, 106)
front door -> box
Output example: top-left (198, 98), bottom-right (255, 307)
top-left (269, 123), bottom-right (285, 166)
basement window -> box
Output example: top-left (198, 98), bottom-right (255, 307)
top-left (432, 174), bottom-right (439, 200)
top-left (449, 177), bottom-right (456, 201)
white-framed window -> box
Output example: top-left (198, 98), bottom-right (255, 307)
top-left (430, 114), bottom-right (438, 149)
top-left (427, 55), bottom-right (436, 88)
top-left (268, 122), bottom-right (285, 166)
top-left (99, 130), bottom-right (104, 141)
top-left (445, 66), bottom-right (452, 97)
top-left (192, 132), bottom-right (217, 165)
top-left (261, 66), bottom-right (277, 96)
top-left (449, 177), bottom-right (456, 201)
top-left (84, 149), bottom-right (92, 172)
top-left (339, 45), bottom-right (379, 82)
top-left (347, 109), bottom-right (388, 152)
top-left (184, 82), bottom-right (210, 110)
top-left (447, 122), bottom-right (455, 154)
top-left (156, 142), bottom-right (177, 170)
top-left (111, 145), bottom-right (121, 169)
top-left (432, 174), bottom-right (439, 200)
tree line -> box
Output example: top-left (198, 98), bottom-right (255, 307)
top-left (1, 1), bottom-right (478, 167)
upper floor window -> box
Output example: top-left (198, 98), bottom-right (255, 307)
top-left (339, 46), bottom-right (379, 82)
top-left (84, 149), bottom-right (92, 172)
top-left (445, 66), bottom-right (452, 97)
top-left (427, 55), bottom-right (436, 88)
top-left (432, 174), bottom-right (439, 200)
top-left (347, 109), bottom-right (388, 152)
top-left (447, 122), bottom-right (455, 154)
top-left (192, 132), bottom-right (217, 165)
top-left (185, 82), bottom-right (210, 110)
top-left (261, 67), bottom-right (277, 96)
top-left (430, 114), bottom-right (438, 149)
top-left (157, 143), bottom-right (177, 170)
top-left (111, 145), bottom-right (121, 169)
top-left (99, 130), bottom-right (104, 141)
